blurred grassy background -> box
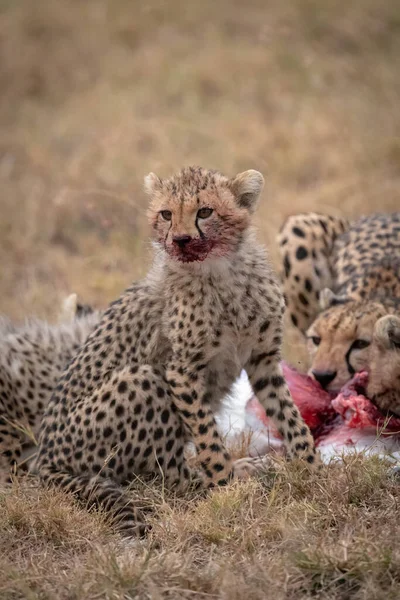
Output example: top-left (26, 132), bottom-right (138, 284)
top-left (1, 0), bottom-right (400, 366)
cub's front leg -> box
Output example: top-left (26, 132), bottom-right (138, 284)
top-left (165, 292), bottom-right (262, 486)
top-left (167, 355), bottom-right (268, 486)
top-left (166, 342), bottom-right (234, 487)
top-left (246, 313), bottom-right (319, 466)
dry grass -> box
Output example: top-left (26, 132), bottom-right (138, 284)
top-left (2, 458), bottom-right (400, 599)
top-left (1, 0), bottom-right (400, 597)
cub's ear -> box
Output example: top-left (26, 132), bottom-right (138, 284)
top-left (319, 288), bottom-right (349, 311)
top-left (229, 170), bottom-right (264, 213)
top-left (374, 315), bottom-right (400, 350)
top-left (60, 293), bottom-right (78, 323)
top-left (144, 172), bottom-right (162, 195)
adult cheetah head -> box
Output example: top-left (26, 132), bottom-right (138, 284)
top-left (145, 166), bottom-right (264, 263)
top-left (367, 315), bottom-right (400, 417)
top-left (306, 290), bottom-right (389, 393)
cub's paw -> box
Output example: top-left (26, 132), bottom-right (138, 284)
top-left (232, 455), bottom-right (275, 479)
top-left (388, 464), bottom-right (400, 479)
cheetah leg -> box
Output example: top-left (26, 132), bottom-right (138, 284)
top-left (0, 418), bottom-right (23, 484)
top-left (59, 293), bottom-right (79, 323)
top-left (277, 213), bottom-right (349, 334)
top-left (246, 320), bottom-right (319, 466)
top-left (37, 365), bottom-right (198, 535)
top-left (167, 357), bottom-right (235, 488)
top-left (38, 464), bottom-right (151, 537)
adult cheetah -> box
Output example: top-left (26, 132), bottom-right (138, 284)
top-left (278, 211), bottom-right (400, 406)
top-left (0, 295), bottom-right (100, 483)
top-left (36, 166), bottom-right (317, 536)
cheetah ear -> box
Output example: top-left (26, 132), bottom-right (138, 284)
top-left (144, 172), bottom-right (162, 196)
top-left (374, 315), bottom-right (400, 350)
top-left (60, 293), bottom-right (78, 323)
top-left (229, 170), bottom-right (264, 213)
top-left (319, 288), bottom-right (349, 311)
top-left (319, 288), bottom-right (336, 311)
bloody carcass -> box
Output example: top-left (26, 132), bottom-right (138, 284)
top-left (241, 364), bottom-right (400, 462)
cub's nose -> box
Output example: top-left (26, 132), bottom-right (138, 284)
top-left (312, 370), bottom-right (337, 389)
top-left (173, 235), bottom-right (192, 248)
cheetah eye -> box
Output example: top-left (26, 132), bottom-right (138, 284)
top-left (197, 207), bottom-right (213, 219)
top-left (160, 210), bottom-right (172, 221)
top-left (351, 339), bottom-right (370, 350)
top-left (310, 336), bottom-right (321, 346)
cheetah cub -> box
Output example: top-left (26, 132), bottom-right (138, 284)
top-left (0, 294), bottom-right (100, 483)
top-left (36, 166), bottom-right (317, 536)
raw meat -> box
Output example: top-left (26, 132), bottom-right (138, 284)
top-left (281, 362), bottom-right (334, 432)
top-left (331, 371), bottom-right (400, 431)
top-left (219, 364), bottom-right (400, 463)
top-left (317, 371), bottom-right (400, 461)
top-left (241, 362), bottom-right (335, 437)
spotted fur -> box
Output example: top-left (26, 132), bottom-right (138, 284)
top-left (367, 315), bottom-right (400, 416)
top-left (36, 166), bottom-right (317, 537)
top-left (278, 212), bottom-right (400, 394)
top-left (0, 296), bottom-right (100, 483)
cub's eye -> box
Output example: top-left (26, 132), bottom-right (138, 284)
top-left (160, 210), bottom-right (172, 221)
top-left (310, 336), bottom-right (321, 346)
top-left (197, 207), bottom-right (213, 219)
top-left (351, 339), bottom-right (370, 350)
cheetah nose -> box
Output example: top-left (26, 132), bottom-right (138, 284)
top-left (312, 370), bottom-right (337, 389)
top-left (173, 235), bottom-right (192, 248)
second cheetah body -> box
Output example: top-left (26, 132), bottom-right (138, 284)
top-left (0, 297), bottom-right (100, 482)
top-left (278, 211), bottom-right (400, 396)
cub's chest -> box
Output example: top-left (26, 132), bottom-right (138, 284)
top-left (209, 323), bottom-right (253, 374)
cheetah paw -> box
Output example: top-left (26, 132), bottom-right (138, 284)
top-left (232, 455), bottom-right (275, 480)
top-left (388, 464), bottom-right (400, 479)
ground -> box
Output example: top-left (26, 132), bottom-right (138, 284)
top-left (1, 0), bottom-right (400, 597)
top-left (2, 458), bottom-right (400, 599)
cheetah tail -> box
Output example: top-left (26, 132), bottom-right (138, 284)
top-left (38, 464), bottom-right (149, 537)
